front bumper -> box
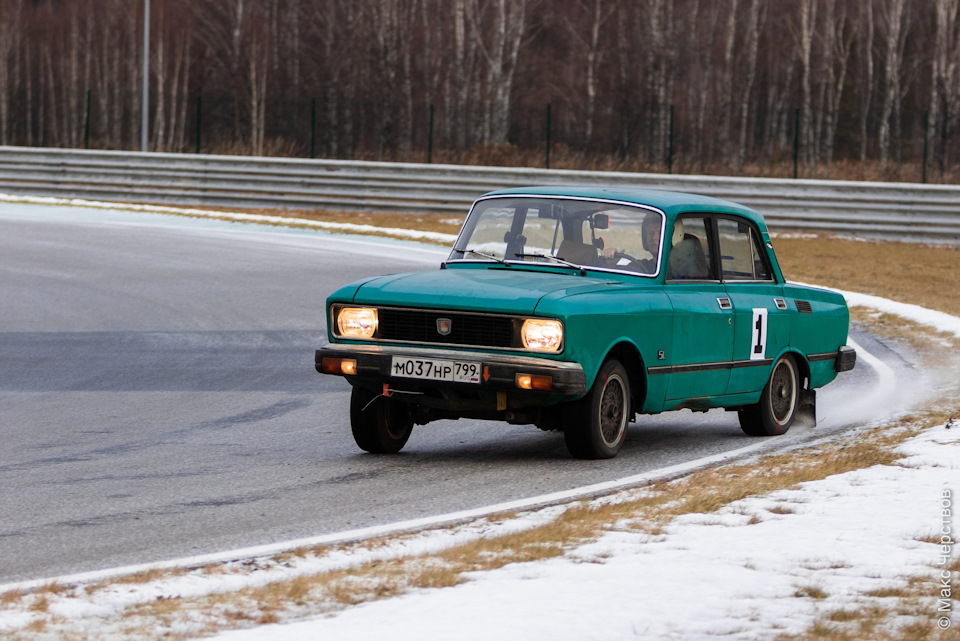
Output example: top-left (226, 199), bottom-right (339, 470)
top-left (316, 343), bottom-right (588, 396)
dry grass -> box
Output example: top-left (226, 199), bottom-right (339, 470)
top-left (777, 576), bottom-right (957, 641)
top-left (768, 505), bottom-right (797, 515)
top-left (0, 589), bottom-right (23, 606)
top-left (773, 235), bottom-right (960, 318)
top-left (795, 585), bottom-right (830, 600)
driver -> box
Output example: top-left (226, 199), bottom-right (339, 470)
top-left (640, 214), bottom-right (661, 258)
top-left (597, 214), bottom-right (661, 272)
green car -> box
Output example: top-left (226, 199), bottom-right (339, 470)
top-left (316, 187), bottom-right (856, 459)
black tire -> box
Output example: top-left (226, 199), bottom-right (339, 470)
top-left (738, 354), bottom-right (799, 436)
top-left (563, 359), bottom-right (630, 459)
top-left (349, 386), bottom-right (414, 453)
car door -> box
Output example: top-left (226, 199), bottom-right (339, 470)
top-left (662, 215), bottom-right (734, 401)
top-left (717, 216), bottom-right (790, 395)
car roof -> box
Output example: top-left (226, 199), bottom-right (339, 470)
top-left (479, 186), bottom-right (765, 226)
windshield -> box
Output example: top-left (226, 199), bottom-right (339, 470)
top-left (449, 196), bottom-right (664, 277)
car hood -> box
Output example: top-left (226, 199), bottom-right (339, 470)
top-left (350, 267), bottom-right (625, 315)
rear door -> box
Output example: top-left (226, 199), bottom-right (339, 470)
top-left (717, 216), bottom-right (790, 395)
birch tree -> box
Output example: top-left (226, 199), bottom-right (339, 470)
top-left (0, 0), bottom-right (22, 144)
top-left (645, 0), bottom-right (675, 165)
top-left (877, 0), bottom-right (910, 164)
top-left (796, 0), bottom-right (816, 167)
top-left (736, 0), bottom-right (765, 168)
top-left (930, 0), bottom-right (960, 175)
top-left (152, 1), bottom-right (193, 152)
top-left (473, 0), bottom-right (531, 144)
top-left (564, 0), bottom-right (618, 147)
top-left (717, 0), bottom-right (739, 163)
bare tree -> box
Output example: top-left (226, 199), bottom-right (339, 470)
top-left (717, 0), bottom-right (740, 162)
top-left (736, 0), bottom-right (766, 168)
top-left (877, 0), bottom-right (910, 165)
top-left (795, 0), bottom-right (816, 167)
top-left (0, 0), bottom-right (23, 144)
top-left (473, 0), bottom-right (531, 145)
top-left (645, 0), bottom-right (676, 165)
top-left (152, 0), bottom-right (193, 152)
top-left (858, 0), bottom-right (875, 162)
top-left (820, 0), bottom-right (853, 165)
top-left (564, 0), bottom-right (618, 147)
top-left (930, 0), bottom-right (960, 175)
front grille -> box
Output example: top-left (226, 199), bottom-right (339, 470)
top-left (378, 308), bottom-right (516, 348)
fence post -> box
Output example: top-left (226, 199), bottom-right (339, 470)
top-left (922, 110), bottom-right (929, 184)
top-left (545, 103), bottom-right (552, 170)
top-left (310, 97), bottom-right (317, 159)
top-left (667, 104), bottom-right (674, 174)
top-left (793, 108), bottom-right (800, 179)
top-left (428, 103), bottom-right (435, 164)
top-left (84, 90), bottom-right (91, 149)
top-left (195, 95), bottom-right (202, 154)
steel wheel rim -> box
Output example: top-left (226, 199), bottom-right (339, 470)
top-left (770, 360), bottom-right (797, 425)
top-left (599, 374), bottom-right (627, 446)
top-left (383, 402), bottom-right (410, 440)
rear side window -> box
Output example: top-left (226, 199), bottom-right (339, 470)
top-left (717, 218), bottom-right (772, 281)
top-left (667, 216), bottom-right (715, 280)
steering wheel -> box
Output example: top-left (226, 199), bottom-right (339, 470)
top-left (612, 251), bottom-right (638, 263)
top-left (608, 251), bottom-right (655, 273)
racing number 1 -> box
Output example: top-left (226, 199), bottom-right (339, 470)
top-left (750, 308), bottom-right (768, 361)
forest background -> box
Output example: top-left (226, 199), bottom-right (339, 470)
top-left (0, 0), bottom-right (958, 182)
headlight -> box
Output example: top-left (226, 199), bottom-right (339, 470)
top-left (336, 307), bottom-right (378, 339)
top-left (521, 319), bottom-right (563, 352)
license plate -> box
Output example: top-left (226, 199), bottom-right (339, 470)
top-left (390, 357), bottom-right (482, 384)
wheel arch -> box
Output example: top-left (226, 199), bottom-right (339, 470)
top-left (780, 349), bottom-right (812, 390)
top-left (604, 341), bottom-right (647, 417)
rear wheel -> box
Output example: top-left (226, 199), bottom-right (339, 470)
top-left (564, 359), bottom-right (630, 459)
top-left (739, 355), bottom-right (799, 436)
top-left (349, 386), bottom-right (414, 453)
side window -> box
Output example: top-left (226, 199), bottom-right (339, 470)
top-left (667, 216), bottom-right (715, 280)
top-left (717, 218), bottom-right (772, 281)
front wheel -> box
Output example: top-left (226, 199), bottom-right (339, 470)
top-left (349, 386), bottom-right (414, 453)
top-left (738, 355), bottom-right (799, 436)
top-left (563, 359), bottom-right (630, 459)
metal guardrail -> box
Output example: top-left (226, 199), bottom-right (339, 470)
top-left (1, 146), bottom-right (958, 242)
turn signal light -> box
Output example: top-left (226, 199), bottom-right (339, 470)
top-left (516, 373), bottom-right (553, 391)
top-left (321, 357), bottom-right (357, 375)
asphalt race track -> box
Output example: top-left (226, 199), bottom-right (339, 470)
top-left (0, 203), bottom-right (911, 584)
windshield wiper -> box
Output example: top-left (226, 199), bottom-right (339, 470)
top-left (515, 252), bottom-right (587, 275)
top-left (462, 248), bottom-right (509, 265)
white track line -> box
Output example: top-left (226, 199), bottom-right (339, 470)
top-left (1, 437), bottom-right (781, 594)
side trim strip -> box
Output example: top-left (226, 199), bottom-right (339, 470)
top-left (807, 352), bottom-right (838, 362)
top-left (648, 358), bottom-right (773, 376)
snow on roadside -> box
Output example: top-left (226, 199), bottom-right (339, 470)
top-left (212, 424), bottom-right (960, 641)
top-left (840, 289), bottom-right (960, 341)
top-left (0, 192), bottom-right (460, 244)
